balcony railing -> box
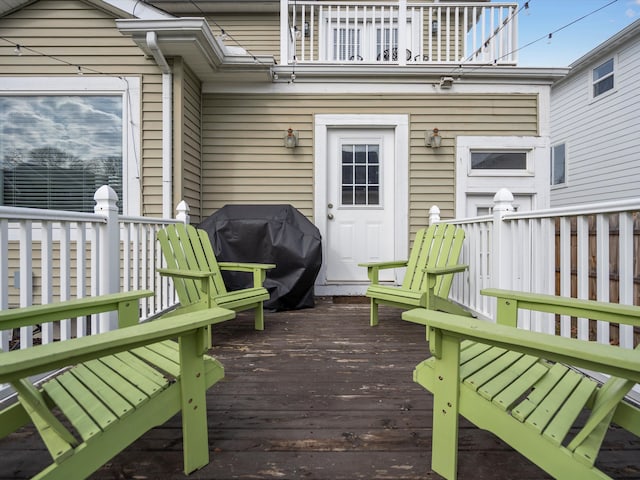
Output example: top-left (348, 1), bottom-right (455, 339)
top-left (432, 189), bottom-right (640, 351)
top-left (281, 1), bottom-right (518, 66)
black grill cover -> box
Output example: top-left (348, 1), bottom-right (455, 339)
top-left (198, 205), bottom-right (322, 311)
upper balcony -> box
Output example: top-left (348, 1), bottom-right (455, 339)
top-left (280, 1), bottom-right (519, 67)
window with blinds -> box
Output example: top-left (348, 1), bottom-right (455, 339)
top-left (0, 96), bottom-right (123, 213)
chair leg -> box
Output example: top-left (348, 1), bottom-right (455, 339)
top-left (179, 332), bottom-right (210, 474)
top-left (254, 305), bottom-right (265, 331)
top-left (430, 335), bottom-right (461, 479)
top-left (370, 299), bottom-right (379, 327)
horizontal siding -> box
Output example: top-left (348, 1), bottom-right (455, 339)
top-left (0, 0), bottom-right (164, 217)
top-left (202, 93), bottom-right (538, 231)
top-left (180, 61), bottom-right (203, 222)
top-left (205, 13), bottom-right (280, 62)
top-left (551, 37), bottom-right (640, 207)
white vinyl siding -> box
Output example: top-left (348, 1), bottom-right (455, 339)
top-left (551, 38), bottom-right (640, 206)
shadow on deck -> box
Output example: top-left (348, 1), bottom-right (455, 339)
top-left (1, 298), bottom-right (638, 479)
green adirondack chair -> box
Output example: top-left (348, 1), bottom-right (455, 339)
top-left (359, 223), bottom-right (470, 326)
top-left (406, 289), bottom-right (640, 480)
top-left (0, 291), bottom-right (235, 479)
top-left (157, 223), bottom-right (275, 331)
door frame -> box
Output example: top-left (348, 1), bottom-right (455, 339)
top-left (314, 114), bottom-right (409, 295)
top-left (455, 136), bottom-right (550, 218)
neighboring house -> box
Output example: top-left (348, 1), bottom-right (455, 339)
top-left (550, 18), bottom-right (640, 207)
top-left (0, 0), bottom-right (567, 295)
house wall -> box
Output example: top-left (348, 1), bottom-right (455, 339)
top-left (201, 92), bottom-right (538, 231)
top-left (550, 35), bottom-right (640, 206)
top-left (173, 59), bottom-right (203, 222)
top-left (0, 0), bottom-right (164, 217)
top-left (205, 13), bottom-right (281, 63)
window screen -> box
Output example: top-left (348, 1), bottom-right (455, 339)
top-left (341, 144), bottom-right (380, 206)
top-left (1, 96), bottom-right (123, 212)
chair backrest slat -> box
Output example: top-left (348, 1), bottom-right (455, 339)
top-left (158, 224), bottom-right (227, 308)
top-left (401, 224), bottom-right (465, 299)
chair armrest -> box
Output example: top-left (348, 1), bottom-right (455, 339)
top-left (424, 264), bottom-right (468, 275)
top-left (402, 308), bottom-right (640, 384)
top-left (157, 267), bottom-right (214, 280)
top-left (359, 261), bottom-right (408, 285)
top-left (218, 262), bottom-right (276, 272)
top-left (0, 291), bottom-right (154, 331)
top-left (358, 260), bottom-right (408, 269)
top-left (0, 307), bottom-right (235, 384)
top-left (482, 288), bottom-right (640, 327)
top-left (218, 262), bottom-right (275, 288)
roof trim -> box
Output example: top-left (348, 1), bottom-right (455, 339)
top-left (116, 18), bottom-right (274, 82)
top-left (269, 64), bottom-right (569, 85)
top-left (0, 0), bottom-right (172, 19)
top-left (568, 18), bottom-right (640, 71)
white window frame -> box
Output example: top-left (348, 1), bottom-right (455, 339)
top-left (1, 77), bottom-right (141, 216)
top-left (468, 150), bottom-right (533, 177)
top-left (550, 142), bottom-right (567, 187)
top-left (591, 56), bottom-right (616, 101)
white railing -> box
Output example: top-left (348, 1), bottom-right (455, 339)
top-left (281, 0), bottom-right (518, 65)
top-left (432, 189), bottom-right (640, 349)
top-left (0, 186), bottom-right (189, 355)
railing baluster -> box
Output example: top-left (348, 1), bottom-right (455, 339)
top-left (576, 216), bottom-right (590, 340)
top-left (18, 221), bottom-right (33, 348)
top-left (559, 217), bottom-right (572, 338)
top-left (41, 223), bottom-right (54, 344)
top-left (596, 214), bottom-right (610, 344)
top-left (619, 212), bottom-right (634, 348)
top-left (76, 222), bottom-right (88, 338)
top-left (59, 222), bottom-right (71, 340)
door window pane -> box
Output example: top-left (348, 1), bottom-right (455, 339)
top-left (341, 144), bottom-right (380, 206)
top-left (1, 96), bottom-right (123, 212)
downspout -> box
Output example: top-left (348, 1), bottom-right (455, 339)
top-left (146, 31), bottom-right (173, 218)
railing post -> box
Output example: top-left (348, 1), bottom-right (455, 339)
top-left (429, 205), bottom-right (441, 225)
top-left (94, 185), bottom-right (120, 332)
top-left (280, 0), bottom-right (289, 66)
top-left (398, 0), bottom-right (407, 66)
top-left (491, 188), bottom-right (514, 291)
top-left (176, 200), bottom-right (190, 224)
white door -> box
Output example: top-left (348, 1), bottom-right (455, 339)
top-left (325, 128), bottom-right (395, 283)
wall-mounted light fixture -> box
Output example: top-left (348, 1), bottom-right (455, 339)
top-left (284, 128), bottom-right (299, 148)
top-left (304, 21), bottom-right (310, 38)
top-left (439, 76), bottom-right (454, 89)
top-left (425, 128), bottom-right (442, 148)
top-left (431, 20), bottom-right (438, 35)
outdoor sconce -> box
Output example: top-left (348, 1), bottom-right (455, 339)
top-left (304, 21), bottom-right (310, 38)
top-left (284, 128), bottom-right (299, 148)
top-left (431, 20), bottom-right (438, 35)
top-left (425, 128), bottom-right (442, 148)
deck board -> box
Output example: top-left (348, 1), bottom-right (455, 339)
top-left (1, 298), bottom-right (638, 479)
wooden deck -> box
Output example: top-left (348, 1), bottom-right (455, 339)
top-left (2, 298), bottom-right (639, 479)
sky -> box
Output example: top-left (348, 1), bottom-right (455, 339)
top-left (511, 0), bottom-right (640, 67)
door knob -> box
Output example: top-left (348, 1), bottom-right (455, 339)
top-left (328, 213), bottom-right (334, 220)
